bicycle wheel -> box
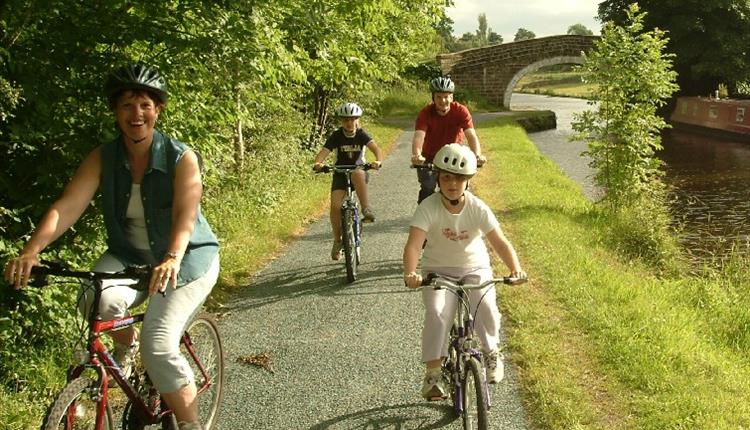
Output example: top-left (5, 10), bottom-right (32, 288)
top-left (42, 377), bottom-right (114, 430)
top-left (445, 326), bottom-right (461, 416)
top-left (181, 314), bottom-right (225, 430)
top-left (341, 207), bottom-right (357, 283)
top-left (461, 357), bottom-right (488, 430)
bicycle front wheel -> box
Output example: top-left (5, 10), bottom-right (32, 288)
top-left (182, 314), bottom-right (225, 430)
top-left (341, 207), bottom-right (357, 283)
top-left (42, 377), bottom-right (114, 430)
top-left (461, 357), bottom-right (488, 430)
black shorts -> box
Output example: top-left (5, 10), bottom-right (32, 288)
top-left (331, 171), bottom-right (369, 192)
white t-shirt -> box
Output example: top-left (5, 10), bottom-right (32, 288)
top-left (410, 191), bottom-right (500, 269)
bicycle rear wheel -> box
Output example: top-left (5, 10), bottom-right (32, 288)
top-left (42, 377), bottom-right (114, 430)
top-left (461, 357), bottom-right (488, 430)
top-left (341, 207), bottom-right (357, 283)
top-left (181, 313), bottom-right (225, 430)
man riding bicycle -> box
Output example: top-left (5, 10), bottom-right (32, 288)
top-left (411, 76), bottom-right (487, 203)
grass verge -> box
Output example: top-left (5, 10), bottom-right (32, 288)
top-left (473, 117), bottom-right (750, 429)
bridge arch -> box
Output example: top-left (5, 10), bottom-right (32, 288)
top-left (436, 35), bottom-right (598, 109)
top-left (503, 56), bottom-right (586, 108)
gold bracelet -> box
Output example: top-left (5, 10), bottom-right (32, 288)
top-left (164, 250), bottom-right (181, 260)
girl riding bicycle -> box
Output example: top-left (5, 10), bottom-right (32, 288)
top-left (313, 102), bottom-right (383, 260)
top-left (402, 143), bottom-right (526, 400)
top-left (4, 64), bottom-right (219, 430)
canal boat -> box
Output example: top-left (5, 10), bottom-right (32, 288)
top-left (670, 96), bottom-right (750, 141)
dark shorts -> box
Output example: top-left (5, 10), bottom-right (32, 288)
top-left (331, 171), bottom-right (369, 192)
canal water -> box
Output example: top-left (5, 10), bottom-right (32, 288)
top-left (510, 93), bottom-right (750, 262)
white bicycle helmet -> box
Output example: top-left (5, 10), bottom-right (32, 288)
top-left (433, 143), bottom-right (477, 176)
top-left (429, 76), bottom-right (455, 93)
top-left (334, 102), bottom-right (363, 118)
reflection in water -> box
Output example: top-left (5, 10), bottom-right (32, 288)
top-left (659, 130), bottom-right (750, 260)
top-left (511, 93), bottom-right (750, 262)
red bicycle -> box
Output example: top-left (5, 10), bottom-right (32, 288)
top-left (31, 261), bottom-right (225, 430)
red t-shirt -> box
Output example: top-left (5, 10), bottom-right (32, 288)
top-left (414, 102), bottom-right (474, 160)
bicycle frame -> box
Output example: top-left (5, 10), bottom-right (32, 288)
top-left (34, 264), bottom-right (216, 429)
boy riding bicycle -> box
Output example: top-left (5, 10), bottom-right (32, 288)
top-left (313, 102), bottom-right (383, 260)
top-left (403, 143), bottom-right (526, 400)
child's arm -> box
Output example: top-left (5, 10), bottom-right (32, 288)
top-left (486, 227), bottom-right (525, 277)
top-left (313, 148), bottom-right (331, 171)
top-left (403, 226), bottom-right (427, 288)
top-left (366, 140), bottom-right (383, 168)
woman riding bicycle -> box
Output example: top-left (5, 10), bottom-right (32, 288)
top-left (313, 102), bottom-right (383, 260)
top-left (3, 63), bottom-right (220, 430)
top-left (402, 143), bottom-right (525, 400)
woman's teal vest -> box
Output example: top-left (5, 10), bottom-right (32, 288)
top-left (100, 130), bottom-right (219, 286)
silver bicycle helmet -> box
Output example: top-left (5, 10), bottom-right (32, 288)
top-left (429, 76), bottom-right (455, 93)
top-left (105, 63), bottom-right (168, 104)
top-left (433, 143), bottom-right (477, 176)
top-left (334, 102), bottom-right (363, 118)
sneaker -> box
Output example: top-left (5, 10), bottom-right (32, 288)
top-left (178, 422), bottom-right (203, 430)
top-left (362, 207), bottom-right (375, 223)
top-left (421, 369), bottom-right (447, 400)
top-left (110, 332), bottom-right (139, 387)
top-left (331, 241), bottom-right (343, 261)
top-left (484, 349), bottom-right (504, 384)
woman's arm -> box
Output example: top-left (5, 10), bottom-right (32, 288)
top-left (5, 147), bottom-right (102, 288)
top-left (149, 150), bottom-right (202, 295)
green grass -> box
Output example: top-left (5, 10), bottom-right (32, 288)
top-left (516, 70), bottom-right (598, 99)
top-left (473, 117), bottom-right (750, 429)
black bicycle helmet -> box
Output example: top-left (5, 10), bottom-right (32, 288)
top-left (429, 76), bottom-right (455, 93)
top-left (105, 64), bottom-right (168, 105)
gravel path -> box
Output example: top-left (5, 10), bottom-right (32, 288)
top-left (216, 126), bottom-right (530, 429)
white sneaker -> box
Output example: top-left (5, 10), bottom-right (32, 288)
top-left (111, 334), bottom-right (139, 387)
top-left (362, 207), bottom-right (376, 223)
top-left (421, 369), bottom-right (447, 400)
top-left (331, 241), bottom-right (343, 260)
top-left (484, 349), bottom-right (504, 384)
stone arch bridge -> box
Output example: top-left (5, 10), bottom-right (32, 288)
top-left (437, 35), bottom-right (599, 109)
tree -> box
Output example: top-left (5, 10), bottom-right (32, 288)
top-left (572, 3), bottom-right (678, 209)
top-left (598, 0), bottom-right (750, 97)
top-left (514, 28), bottom-right (536, 41)
top-left (476, 13), bottom-right (489, 45)
top-left (567, 23), bottom-right (594, 36)
top-left (489, 31), bottom-right (503, 44)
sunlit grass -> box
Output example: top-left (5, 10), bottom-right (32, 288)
top-left (473, 117), bottom-right (750, 429)
top-left (517, 70), bottom-right (598, 99)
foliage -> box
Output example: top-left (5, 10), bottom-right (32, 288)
top-left (598, 0), bottom-right (750, 96)
top-left (514, 28), bottom-right (536, 42)
top-left (0, 2), bottom-right (449, 423)
top-left (442, 13), bottom-right (502, 52)
top-left (567, 23), bottom-right (595, 36)
top-left (572, 3), bottom-right (678, 209)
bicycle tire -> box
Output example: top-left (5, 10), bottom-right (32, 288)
top-left (461, 357), bottom-right (488, 430)
top-left (445, 325), bottom-right (461, 416)
top-left (182, 313), bottom-right (225, 430)
top-left (341, 207), bottom-right (357, 283)
top-left (42, 377), bottom-right (114, 430)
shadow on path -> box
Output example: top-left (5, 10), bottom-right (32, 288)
top-left (309, 402), bottom-right (457, 430)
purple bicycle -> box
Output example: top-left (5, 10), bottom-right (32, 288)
top-left (419, 273), bottom-right (526, 430)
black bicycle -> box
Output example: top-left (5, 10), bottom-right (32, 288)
top-left (316, 164), bottom-right (373, 283)
top-left (418, 272), bottom-right (526, 430)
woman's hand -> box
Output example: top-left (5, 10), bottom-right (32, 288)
top-left (509, 270), bottom-right (528, 285)
top-left (149, 256), bottom-right (181, 296)
top-left (4, 253), bottom-right (41, 290)
top-left (404, 272), bottom-right (423, 289)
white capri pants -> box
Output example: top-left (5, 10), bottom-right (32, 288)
top-left (421, 267), bottom-right (501, 363)
top-left (78, 251), bottom-right (220, 393)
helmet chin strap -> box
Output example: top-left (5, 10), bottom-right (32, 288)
top-left (440, 190), bottom-right (464, 206)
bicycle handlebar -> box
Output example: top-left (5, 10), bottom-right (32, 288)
top-left (29, 260), bottom-right (155, 292)
top-left (314, 164), bottom-right (375, 174)
top-left (418, 272), bottom-right (527, 290)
